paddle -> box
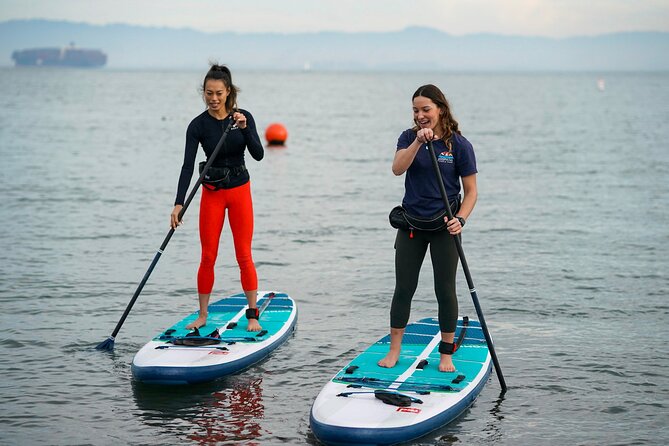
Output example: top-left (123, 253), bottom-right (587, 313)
top-left (426, 140), bottom-right (508, 392)
top-left (256, 291), bottom-right (276, 314)
top-left (95, 114), bottom-right (236, 351)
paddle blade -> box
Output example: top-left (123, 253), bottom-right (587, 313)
top-left (95, 336), bottom-right (115, 351)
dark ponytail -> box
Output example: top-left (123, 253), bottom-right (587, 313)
top-left (202, 64), bottom-right (239, 112)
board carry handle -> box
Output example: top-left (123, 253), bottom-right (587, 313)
top-left (95, 115), bottom-right (236, 352)
top-left (427, 140), bottom-right (507, 393)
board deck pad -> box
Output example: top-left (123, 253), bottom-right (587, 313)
top-left (132, 291), bottom-right (297, 385)
top-left (310, 316), bottom-right (492, 445)
top-left (333, 318), bottom-right (487, 390)
top-left (155, 295), bottom-right (294, 342)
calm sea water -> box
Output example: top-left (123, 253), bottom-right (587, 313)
top-left (0, 67), bottom-right (667, 445)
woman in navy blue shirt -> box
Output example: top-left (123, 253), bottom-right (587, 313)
top-left (378, 84), bottom-right (478, 373)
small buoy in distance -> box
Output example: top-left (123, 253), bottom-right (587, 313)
top-left (265, 123), bottom-right (288, 146)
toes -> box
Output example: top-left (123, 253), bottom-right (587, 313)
top-left (377, 357), bottom-right (398, 368)
top-left (246, 322), bottom-right (262, 332)
top-left (439, 360), bottom-right (455, 373)
top-left (186, 318), bottom-right (207, 330)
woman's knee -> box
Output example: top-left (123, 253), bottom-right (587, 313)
top-left (235, 252), bottom-right (254, 268)
top-left (200, 251), bottom-right (218, 268)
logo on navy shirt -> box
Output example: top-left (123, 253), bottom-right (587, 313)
top-left (438, 149), bottom-right (453, 164)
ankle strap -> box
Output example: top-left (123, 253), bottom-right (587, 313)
top-left (439, 341), bottom-right (457, 355)
top-left (246, 308), bottom-right (259, 320)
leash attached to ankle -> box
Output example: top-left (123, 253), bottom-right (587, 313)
top-left (439, 341), bottom-right (457, 355)
top-left (246, 307), bottom-right (259, 320)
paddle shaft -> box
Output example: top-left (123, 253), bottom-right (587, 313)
top-left (104, 116), bottom-right (236, 342)
top-left (257, 291), bottom-right (275, 316)
top-left (427, 140), bottom-right (507, 392)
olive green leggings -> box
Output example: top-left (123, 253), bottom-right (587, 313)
top-left (391, 228), bottom-right (459, 333)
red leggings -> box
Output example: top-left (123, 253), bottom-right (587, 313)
top-left (197, 181), bottom-right (257, 294)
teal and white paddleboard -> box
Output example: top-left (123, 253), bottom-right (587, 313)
top-left (132, 291), bottom-right (297, 385)
top-left (310, 317), bottom-right (491, 445)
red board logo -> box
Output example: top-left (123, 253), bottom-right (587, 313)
top-left (208, 350), bottom-right (229, 355)
top-left (396, 407), bottom-right (421, 414)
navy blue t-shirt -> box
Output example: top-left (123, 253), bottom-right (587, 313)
top-left (174, 109), bottom-right (264, 205)
top-left (396, 129), bottom-right (477, 217)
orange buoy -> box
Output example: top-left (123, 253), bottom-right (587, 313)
top-left (265, 123), bottom-right (288, 146)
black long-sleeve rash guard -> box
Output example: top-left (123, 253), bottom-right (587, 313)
top-left (174, 109), bottom-right (264, 205)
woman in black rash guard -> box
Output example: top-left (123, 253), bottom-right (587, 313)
top-left (170, 64), bottom-right (264, 332)
top-left (378, 84), bottom-right (478, 373)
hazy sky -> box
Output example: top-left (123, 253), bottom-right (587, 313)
top-left (2, 0), bottom-right (668, 37)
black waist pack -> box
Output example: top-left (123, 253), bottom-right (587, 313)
top-left (199, 161), bottom-right (246, 189)
top-left (389, 198), bottom-right (460, 232)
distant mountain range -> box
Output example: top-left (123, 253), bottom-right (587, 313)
top-left (2, 19), bottom-right (668, 71)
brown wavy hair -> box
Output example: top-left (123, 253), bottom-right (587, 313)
top-left (201, 64), bottom-right (239, 112)
top-left (411, 84), bottom-right (460, 147)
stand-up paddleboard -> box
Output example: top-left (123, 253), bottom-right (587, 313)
top-left (310, 317), bottom-right (491, 445)
top-left (132, 291), bottom-right (297, 385)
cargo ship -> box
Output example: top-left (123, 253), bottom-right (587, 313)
top-left (11, 44), bottom-right (107, 67)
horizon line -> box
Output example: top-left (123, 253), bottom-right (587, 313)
top-left (3, 18), bottom-right (668, 40)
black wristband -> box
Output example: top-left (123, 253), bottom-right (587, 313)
top-left (456, 216), bottom-right (466, 227)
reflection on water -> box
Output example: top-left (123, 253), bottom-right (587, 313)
top-left (481, 390), bottom-right (506, 444)
top-left (422, 380), bottom-right (507, 445)
top-left (133, 376), bottom-right (265, 445)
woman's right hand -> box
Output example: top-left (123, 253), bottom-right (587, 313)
top-left (170, 205), bottom-right (183, 229)
top-left (416, 128), bottom-right (438, 144)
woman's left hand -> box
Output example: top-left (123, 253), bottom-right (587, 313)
top-left (446, 216), bottom-right (463, 235)
top-left (232, 111), bottom-right (247, 129)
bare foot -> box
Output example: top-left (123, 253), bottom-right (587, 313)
top-left (186, 315), bottom-right (207, 330)
top-left (247, 318), bottom-right (262, 332)
top-left (439, 354), bottom-right (455, 372)
top-left (378, 350), bottom-right (400, 368)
